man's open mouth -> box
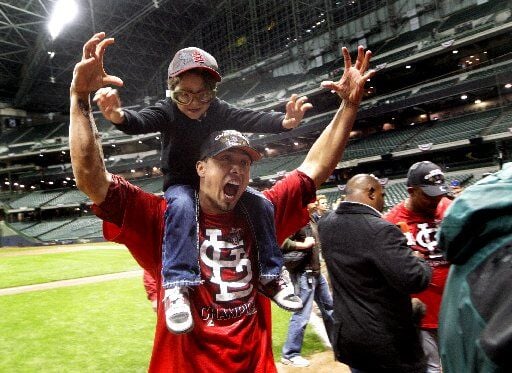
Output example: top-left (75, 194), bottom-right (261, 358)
top-left (223, 181), bottom-right (240, 198)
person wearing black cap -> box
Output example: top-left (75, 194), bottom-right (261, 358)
top-left (384, 161), bottom-right (452, 373)
top-left (69, 32), bottom-right (374, 372)
top-left (92, 34), bottom-right (313, 333)
top-left (319, 174), bottom-right (432, 372)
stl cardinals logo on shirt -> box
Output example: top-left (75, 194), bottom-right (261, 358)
top-left (402, 222), bottom-right (445, 261)
top-left (415, 223), bottom-right (438, 252)
top-left (200, 228), bottom-right (253, 302)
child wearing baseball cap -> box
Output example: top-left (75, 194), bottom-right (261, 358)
top-left (95, 44), bottom-right (311, 334)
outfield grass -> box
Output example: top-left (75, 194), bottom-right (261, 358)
top-left (0, 248), bottom-right (139, 288)
top-left (272, 306), bottom-right (327, 358)
top-left (0, 244), bottom-right (326, 371)
top-left (0, 278), bottom-right (154, 372)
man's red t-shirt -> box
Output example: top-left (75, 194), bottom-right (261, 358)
top-left (93, 170), bottom-right (314, 372)
top-left (384, 197), bottom-right (451, 329)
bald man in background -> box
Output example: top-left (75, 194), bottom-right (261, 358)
top-left (319, 174), bottom-right (431, 373)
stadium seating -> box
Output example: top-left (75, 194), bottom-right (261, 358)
top-left (343, 126), bottom-right (423, 161)
top-left (483, 106), bottom-right (512, 135)
top-left (20, 219), bottom-right (73, 239)
top-left (398, 108), bottom-right (502, 151)
top-left (2, 0), bottom-right (511, 248)
top-left (376, 21), bottom-right (440, 55)
top-left (0, 127), bottom-right (31, 149)
top-left (437, 0), bottom-right (507, 33)
top-left (131, 177), bottom-right (164, 194)
top-left (8, 190), bottom-right (64, 209)
top-left (415, 78), bottom-right (460, 96)
top-left (8, 221), bottom-right (38, 232)
top-left (383, 182), bottom-right (408, 209)
top-left (37, 216), bottom-right (103, 242)
top-left (43, 189), bottom-right (89, 207)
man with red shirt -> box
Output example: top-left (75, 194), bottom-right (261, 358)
top-left (69, 32), bottom-right (375, 372)
top-left (384, 161), bottom-right (452, 373)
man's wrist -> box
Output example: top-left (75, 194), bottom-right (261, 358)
top-left (70, 90), bottom-right (90, 101)
top-left (70, 92), bottom-right (93, 119)
top-left (342, 99), bottom-right (359, 110)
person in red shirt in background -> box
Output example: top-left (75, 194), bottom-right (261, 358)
top-left (384, 161), bottom-right (452, 373)
top-left (69, 32), bottom-right (375, 373)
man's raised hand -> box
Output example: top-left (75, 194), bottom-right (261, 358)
top-left (70, 32), bottom-right (123, 96)
top-left (320, 46), bottom-right (375, 107)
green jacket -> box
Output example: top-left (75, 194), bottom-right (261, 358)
top-left (438, 163), bottom-right (512, 373)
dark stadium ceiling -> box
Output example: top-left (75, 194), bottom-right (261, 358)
top-left (0, 0), bottom-right (224, 113)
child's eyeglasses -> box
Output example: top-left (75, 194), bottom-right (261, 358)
top-left (170, 90), bottom-right (216, 105)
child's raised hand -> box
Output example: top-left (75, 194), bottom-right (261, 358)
top-left (282, 94), bottom-right (313, 129)
top-left (93, 87), bottom-right (124, 124)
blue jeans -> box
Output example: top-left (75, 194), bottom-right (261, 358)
top-left (161, 184), bottom-right (283, 288)
top-left (282, 271), bottom-right (334, 359)
top-left (421, 330), bottom-right (441, 373)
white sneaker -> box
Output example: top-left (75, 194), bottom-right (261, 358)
top-left (261, 268), bottom-right (303, 311)
top-left (281, 356), bottom-right (310, 367)
top-left (163, 286), bottom-right (193, 334)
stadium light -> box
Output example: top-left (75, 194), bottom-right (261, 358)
top-left (48, 0), bottom-right (78, 40)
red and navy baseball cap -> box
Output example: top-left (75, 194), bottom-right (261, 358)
top-left (406, 161), bottom-right (448, 196)
top-left (168, 47), bottom-right (221, 82)
top-left (199, 130), bottom-right (261, 162)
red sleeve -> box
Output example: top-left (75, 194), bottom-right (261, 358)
top-left (143, 270), bottom-right (158, 301)
top-left (92, 174), bottom-right (166, 272)
top-left (263, 170), bottom-right (316, 245)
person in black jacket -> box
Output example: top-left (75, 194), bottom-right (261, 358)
top-left (92, 35), bottom-right (313, 334)
top-left (318, 174), bottom-right (432, 373)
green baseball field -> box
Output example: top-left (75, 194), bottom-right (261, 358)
top-left (0, 243), bottom-right (325, 372)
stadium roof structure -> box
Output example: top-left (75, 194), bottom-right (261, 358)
top-left (0, 0), bottom-right (223, 113)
